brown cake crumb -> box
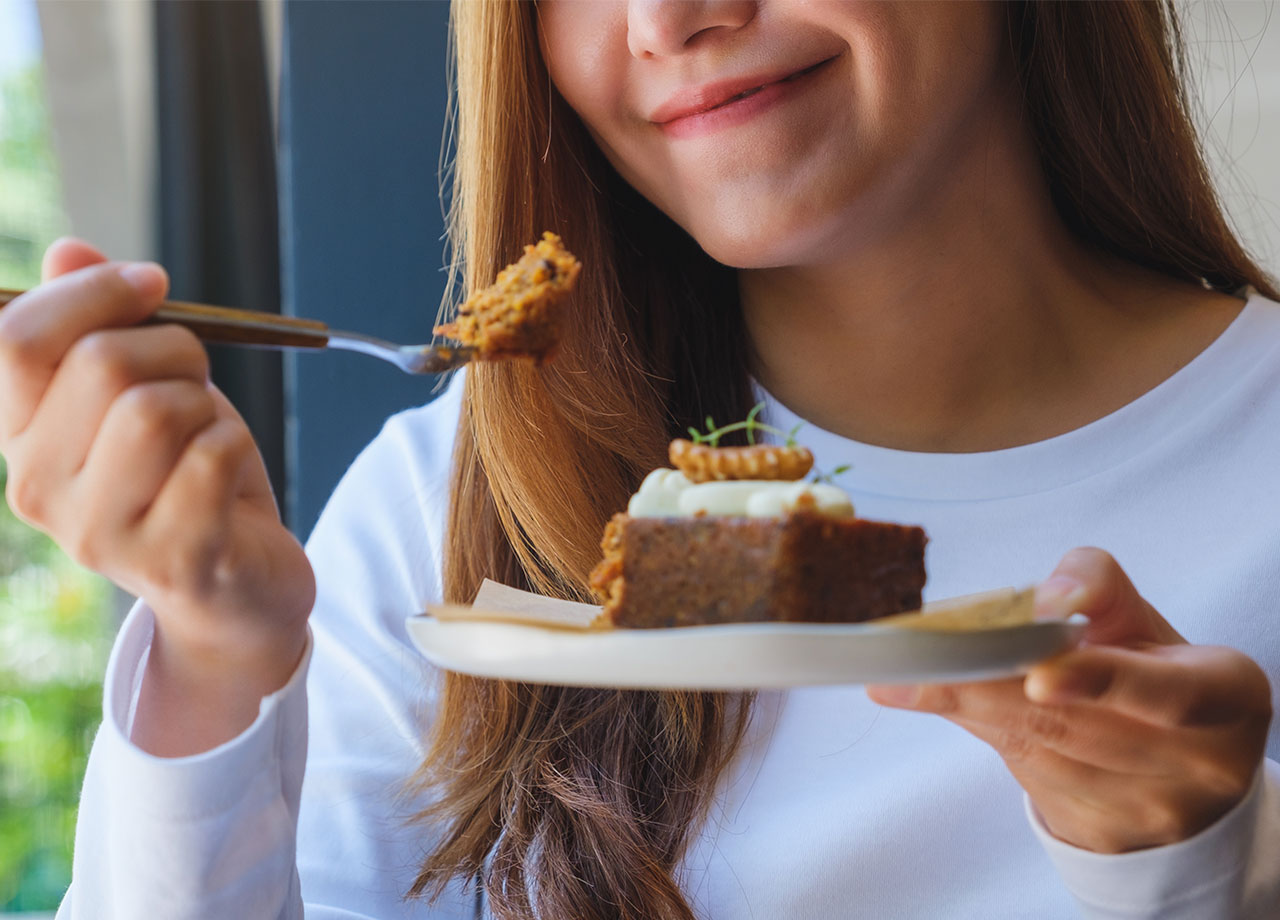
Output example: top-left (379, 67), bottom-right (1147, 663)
top-left (433, 232), bottom-right (581, 362)
top-left (589, 511), bottom-right (927, 628)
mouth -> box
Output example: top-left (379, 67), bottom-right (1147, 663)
top-left (705, 59), bottom-right (834, 112)
top-left (651, 56), bottom-right (839, 127)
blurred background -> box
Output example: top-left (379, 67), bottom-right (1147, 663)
top-left (0, 0), bottom-right (1277, 914)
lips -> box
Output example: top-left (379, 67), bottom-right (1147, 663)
top-left (649, 57), bottom-right (837, 127)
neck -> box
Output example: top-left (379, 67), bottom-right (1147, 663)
top-left (740, 100), bottom-right (1239, 453)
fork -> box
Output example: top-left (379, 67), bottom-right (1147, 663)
top-left (0, 289), bottom-right (476, 375)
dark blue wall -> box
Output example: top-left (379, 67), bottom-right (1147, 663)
top-left (279, 0), bottom-right (452, 537)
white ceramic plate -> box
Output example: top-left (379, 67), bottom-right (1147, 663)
top-left (406, 583), bottom-right (1086, 689)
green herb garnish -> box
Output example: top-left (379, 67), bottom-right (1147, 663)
top-left (686, 402), bottom-right (805, 448)
top-left (810, 463), bottom-right (852, 485)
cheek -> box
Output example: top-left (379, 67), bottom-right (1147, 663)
top-left (538, 2), bottom-right (629, 140)
top-left (691, 6), bottom-right (1010, 266)
top-left (538, 6), bottom-right (692, 235)
top-left (862, 2), bottom-right (1008, 137)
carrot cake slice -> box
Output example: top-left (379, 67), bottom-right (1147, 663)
top-left (590, 438), bottom-right (927, 628)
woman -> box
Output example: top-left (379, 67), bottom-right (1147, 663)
top-left (1, 1), bottom-right (1276, 917)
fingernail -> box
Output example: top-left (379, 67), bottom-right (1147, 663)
top-left (1035, 574), bottom-right (1087, 620)
top-left (868, 684), bottom-right (919, 707)
top-left (1024, 670), bottom-right (1057, 703)
top-left (119, 262), bottom-right (167, 301)
top-left (1025, 667), bottom-right (1092, 704)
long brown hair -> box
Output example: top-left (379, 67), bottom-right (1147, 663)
top-left (409, 2), bottom-right (1276, 918)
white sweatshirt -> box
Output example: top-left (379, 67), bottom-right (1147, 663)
top-left (59, 292), bottom-right (1280, 919)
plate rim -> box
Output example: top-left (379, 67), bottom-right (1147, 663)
top-left (404, 614), bottom-right (1088, 689)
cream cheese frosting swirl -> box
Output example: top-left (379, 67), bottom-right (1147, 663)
top-left (627, 468), bottom-right (854, 518)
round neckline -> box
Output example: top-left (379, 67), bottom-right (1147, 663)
top-left (755, 292), bottom-right (1279, 502)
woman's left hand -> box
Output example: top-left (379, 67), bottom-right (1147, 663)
top-left (866, 547), bottom-right (1274, 854)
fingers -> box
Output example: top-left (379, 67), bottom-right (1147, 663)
top-left (71, 380), bottom-right (220, 535)
top-left (10, 324), bottom-right (211, 486)
top-left (877, 667), bottom-right (1265, 852)
top-left (41, 237), bottom-right (108, 281)
top-left (205, 385), bottom-right (277, 509)
top-left (869, 678), bottom-right (1176, 776)
top-left (953, 729), bottom-right (1220, 854)
top-left (868, 643), bottom-right (1271, 786)
top-left (870, 550), bottom-right (1271, 853)
top-left (0, 260), bottom-right (170, 439)
top-left (1035, 547), bottom-right (1184, 646)
top-left (1020, 766), bottom-right (1237, 854)
top-left (1026, 643), bottom-right (1273, 729)
top-left (139, 416), bottom-right (261, 599)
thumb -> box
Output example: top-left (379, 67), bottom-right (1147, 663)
top-left (207, 384), bottom-right (279, 514)
top-left (41, 237), bottom-right (109, 281)
top-left (1035, 547), bottom-right (1184, 647)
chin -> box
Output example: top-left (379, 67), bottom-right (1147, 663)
top-left (683, 208), bottom-right (847, 270)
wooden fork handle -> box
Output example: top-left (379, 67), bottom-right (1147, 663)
top-left (0, 288), bottom-right (332, 350)
top-left (151, 300), bottom-right (331, 349)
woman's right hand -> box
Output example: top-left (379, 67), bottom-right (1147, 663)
top-left (0, 239), bottom-right (315, 755)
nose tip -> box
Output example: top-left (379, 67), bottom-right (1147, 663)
top-left (627, 0), bottom-right (757, 59)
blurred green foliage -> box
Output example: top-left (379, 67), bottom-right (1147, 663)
top-left (1, 60), bottom-right (66, 290)
top-left (0, 55), bottom-right (113, 914)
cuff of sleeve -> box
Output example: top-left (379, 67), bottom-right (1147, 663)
top-left (99, 599), bottom-right (313, 821)
top-left (1026, 765), bottom-right (1264, 915)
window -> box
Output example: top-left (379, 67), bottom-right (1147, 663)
top-left (0, 2), bottom-right (115, 912)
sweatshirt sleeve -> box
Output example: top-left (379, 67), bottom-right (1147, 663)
top-left (56, 377), bottom-right (474, 920)
top-left (56, 601), bottom-right (314, 920)
top-left (1028, 757), bottom-right (1280, 919)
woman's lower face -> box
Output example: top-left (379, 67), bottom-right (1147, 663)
top-left (536, 0), bottom-right (1012, 268)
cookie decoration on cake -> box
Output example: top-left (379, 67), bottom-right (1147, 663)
top-left (668, 438), bottom-right (814, 483)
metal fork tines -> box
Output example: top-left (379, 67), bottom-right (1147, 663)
top-left (325, 329), bottom-right (476, 375)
